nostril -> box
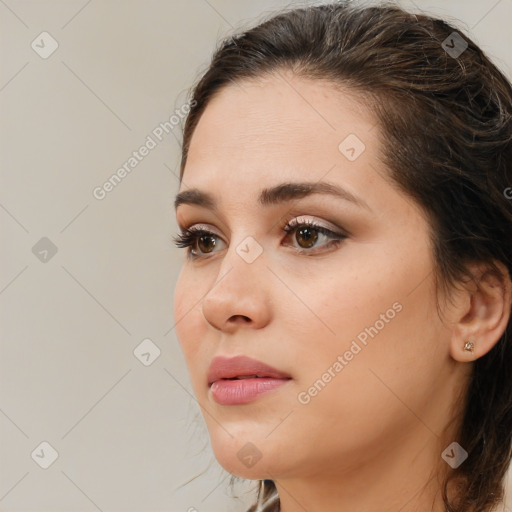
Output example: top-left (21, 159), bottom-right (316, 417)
top-left (230, 315), bottom-right (251, 323)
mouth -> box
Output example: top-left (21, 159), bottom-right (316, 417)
top-left (223, 375), bottom-right (264, 380)
top-left (207, 355), bottom-right (292, 404)
top-left (209, 374), bottom-right (290, 385)
top-left (207, 355), bottom-right (291, 386)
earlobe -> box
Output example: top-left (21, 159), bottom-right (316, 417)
top-left (449, 261), bottom-right (512, 363)
top-left (462, 339), bottom-right (475, 353)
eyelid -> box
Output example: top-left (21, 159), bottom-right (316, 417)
top-left (179, 223), bottom-right (223, 238)
top-left (174, 215), bottom-right (347, 260)
top-left (179, 215), bottom-right (345, 237)
top-left (283, 215), bottom-right (347, 236)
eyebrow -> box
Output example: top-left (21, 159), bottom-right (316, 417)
top-left (174, 181), bottom-right (371, 212)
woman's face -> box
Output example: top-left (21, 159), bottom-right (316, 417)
top-left (173, 72), bottom-right (462, 481)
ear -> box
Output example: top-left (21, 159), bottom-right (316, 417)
top-left (448, 260), bottom-right (512, 362)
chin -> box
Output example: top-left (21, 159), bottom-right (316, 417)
top-left (209, 429), bottom-right (292, 481)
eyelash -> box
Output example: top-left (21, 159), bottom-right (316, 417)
top-left (172, 218), bottom-right (346, 259)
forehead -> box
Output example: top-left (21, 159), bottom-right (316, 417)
top-left (187, 72), bottom-right (376, 164)
top-left (177, 73), bottom-right (433, 239)
top-left (181, 72), bottom-right (385, 208)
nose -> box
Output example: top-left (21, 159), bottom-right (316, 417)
top-left (201, 244), bottom-right (272, 333)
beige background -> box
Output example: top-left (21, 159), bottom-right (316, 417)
top-left (1, 0), bottom-right (511, 511)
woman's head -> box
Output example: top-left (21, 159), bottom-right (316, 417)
top-left (173, 2), bottom-right (512, 511)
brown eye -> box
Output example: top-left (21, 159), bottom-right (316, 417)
top-left (282, 218), bottom-right (347, 254)
top-left (173, 219), bottom-right (346, 260)
top-left (197, 234), bottom-right (217, 253)
top-left (295, 226), bottom-right (319, 248)
top-left (173, 227), bottom-right (226, 259)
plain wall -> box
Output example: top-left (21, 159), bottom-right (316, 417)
top-left (1, 0), bottom-right (511, 510)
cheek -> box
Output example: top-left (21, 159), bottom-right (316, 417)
top-left (173, 267), bottom-right (206, 364)
top-left (281, 253), bottom-right (403, 349)
top-left (173, 269), bottom-right (188, 345)
top-left (280, 291), bottom-right (443, 468)
top-left (287, 240), bottom-right (440, 402)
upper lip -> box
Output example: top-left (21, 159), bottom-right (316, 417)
top-left (207, 355), bottom-right (291, 386)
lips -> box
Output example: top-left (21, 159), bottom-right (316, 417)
top-left (207, 355), bottom-right (291, 386)
top-left (208, 355), bottom-right (292, 405)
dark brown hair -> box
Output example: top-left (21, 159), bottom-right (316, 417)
top-left (178, 2), bottom-right (512, 511)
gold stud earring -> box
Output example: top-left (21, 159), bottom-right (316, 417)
top-left (463, 340), bottom-right (475, 352)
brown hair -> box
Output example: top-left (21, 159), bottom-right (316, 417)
top-left (178, 2), bottom-right (512, 511)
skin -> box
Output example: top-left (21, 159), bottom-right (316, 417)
top-left (173, 70), bottom-right (511, 512)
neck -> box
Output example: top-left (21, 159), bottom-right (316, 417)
top-left (273, 425), bottom-right (453, 512)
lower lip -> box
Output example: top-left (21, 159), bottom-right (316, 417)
top-left (210, 378), bottom-right (291, 405)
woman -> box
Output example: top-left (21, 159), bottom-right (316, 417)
top-left (172, 2), bottom-right (512, 511)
